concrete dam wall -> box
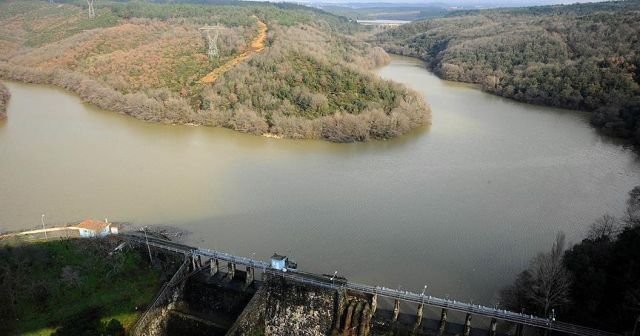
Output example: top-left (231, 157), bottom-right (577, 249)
top-left (134, 263), bottom-right (517, 336)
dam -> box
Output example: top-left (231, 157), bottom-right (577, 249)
top-left (122, 232), bottom-right (617, 336)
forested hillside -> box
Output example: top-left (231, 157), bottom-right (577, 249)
top-left (0, 0), bottom-right (430, 142)
top-left (376, 1), bottom-right (640, 143)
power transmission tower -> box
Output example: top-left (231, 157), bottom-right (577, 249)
top-left (86, 0), bottom-right (95, 19)
top-left (199, 25), bottom-right (222, 60)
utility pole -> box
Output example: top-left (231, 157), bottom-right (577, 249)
top-left (199, 25), bottom-right (222, 60)
top-left (41, 214), bottom-right (47, 240)
top-left (144, 227), bottom-right (153, 264)
top-left (86, 0), bottom-right (95, 19)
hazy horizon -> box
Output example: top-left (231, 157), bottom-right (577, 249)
top-left (278, 0), bottom-right (608, 8)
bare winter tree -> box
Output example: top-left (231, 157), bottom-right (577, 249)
top-left (529, 232), bottom-right (572, 316)
top-left (587, 214), bottom-right (620, 240)
top-left (60, 266), bottom-right (81, 288)
top-left (0, 81), bottom-right (10, 120)
top-left (623, 186), bottom-right (640, 228)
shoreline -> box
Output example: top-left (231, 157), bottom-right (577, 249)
top-left (0, 81), bottom-right (9, 119)
top-left (385, 52), bottom-right (585, 112)
top-left (383, 52), bottom-right (637, 147)
top-left (0, 62), bottom-right (430, 143)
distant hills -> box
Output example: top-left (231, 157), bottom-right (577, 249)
top-left (309, 0), bottom-right (606, 6)
top-left (315, 0), bottom-right (610, 22)
top-left (376, 0), bottom-right (640, 143)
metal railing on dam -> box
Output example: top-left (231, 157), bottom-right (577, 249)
top-left (121, 232), bottom-right (619, 336)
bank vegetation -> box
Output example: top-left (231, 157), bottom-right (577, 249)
top-left (376, 1), bottom-right (640, 144)
top-left (0, 237), bottom-right (172, 335)
top-left (0, 81), bottom-right (9, 119)
top-left (500, 187), bottom-right (640, 334)
top-left (0, 0), bottom-right (430, 142)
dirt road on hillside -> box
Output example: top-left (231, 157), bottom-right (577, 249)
top-left (198, 17), bottom-right (267, 84)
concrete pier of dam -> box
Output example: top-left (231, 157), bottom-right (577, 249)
top-left (133, 260), bottom-right (518, 336)
top-left (123, 233), bottom-right (618, 336)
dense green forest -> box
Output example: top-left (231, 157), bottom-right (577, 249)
top-left (376, 1), bottom-right (640, 144)
top-left (500, 187), bottom-right (640, 333)
top-left (0, 81), bottom-right (9, 119)
top-left (0, 0), bottom-right (430, 142)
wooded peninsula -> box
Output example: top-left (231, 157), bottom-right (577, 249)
top-left (0, 0), bottom-right (430, 142)
top-left (376, 1), bottom-right (640, 144)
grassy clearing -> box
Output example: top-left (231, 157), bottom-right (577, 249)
top-left (0, 237), bottom-right (169, 335)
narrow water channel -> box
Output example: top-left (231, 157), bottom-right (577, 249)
top-left (1, 55), bottom-right (638, 303)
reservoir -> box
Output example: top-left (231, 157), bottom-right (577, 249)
top-left (1, 55), bottom-right (639, 304)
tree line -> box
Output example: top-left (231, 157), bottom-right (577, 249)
top-left (376, 1), bottom-right (640, 144)
top-left (0, 81), bottom-right (9, 119)
top-left (500, 187), bottom-right (640, 333)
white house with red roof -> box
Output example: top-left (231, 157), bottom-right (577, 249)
top-left (77, 219), bottom-right (117, 238)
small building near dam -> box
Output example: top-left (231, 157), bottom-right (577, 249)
top-left (77, 219), bottom-right (117, 238)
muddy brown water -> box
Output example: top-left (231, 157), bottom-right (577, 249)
top-left (2, 55), bottom-right (639, 304)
